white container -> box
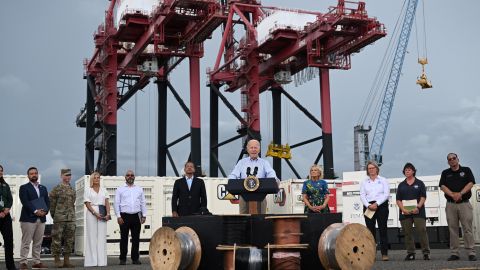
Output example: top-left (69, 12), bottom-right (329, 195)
top-left (203, 178), bottom-right (240, 215)
top-left (470, 184), bottom-right (480, 243)
top-left (74, 175), bottom-right (163, 256)
top-left (267, 179), bottom-right (343, 214)
top-left (341, 172), bottom-right (447, 229)
top-left (74, 176), bottom-right (240, 256)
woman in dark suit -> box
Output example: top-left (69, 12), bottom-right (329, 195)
top-left (172, 161), bottom-right (207, 216)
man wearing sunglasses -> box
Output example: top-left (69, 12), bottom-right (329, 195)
top-left (114, 170), bottom-right (147, 265)
top-left (439, 153), bottom-right (476, 261)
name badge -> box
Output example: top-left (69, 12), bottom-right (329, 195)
top-left (0, 200), bottom-right (4, 208)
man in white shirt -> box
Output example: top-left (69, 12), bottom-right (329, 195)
top-left (114, 170), bottom-right (147, 265)
top-left (228, 139), bottom-right (277, 214)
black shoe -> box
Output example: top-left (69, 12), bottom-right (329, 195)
top-left (119, 260), bottom-right (126, 265)
top-left (405, 254), bottom-right (415, 261)
top-left (423, 254), bottom-right (430, 260)
top-left (447, 255), bottom-right (460, 261)
top-left (132, 260), bottom-right (142, 265)
top-left (469, 255), bottom-right (477, 261)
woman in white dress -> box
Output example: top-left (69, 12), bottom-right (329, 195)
top-left (84, 172), bottom-right (111, 267)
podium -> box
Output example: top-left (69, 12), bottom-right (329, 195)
top-left (226, 177), bottom-right (279, 214)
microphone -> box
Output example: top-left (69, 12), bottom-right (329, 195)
top-left (253, 166), bottom-right (258, 176)
top-left (246, 167), bottom-right (251, 176)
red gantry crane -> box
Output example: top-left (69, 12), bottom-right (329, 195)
top-left (208, 0), bottom-right (385, 178)
top-left (76, 0), bottom-right (385, 179)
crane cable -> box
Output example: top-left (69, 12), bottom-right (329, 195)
top-left (135, 89), bottom-right (139, 172)
top-left (266, 88), bottom-right (272, 145)
top-left (357, 0), bottom-right (408, 127)
top-left (284, 86), bottom-right (290, 144)
top-left (414, 0), bottom-right (429, 60)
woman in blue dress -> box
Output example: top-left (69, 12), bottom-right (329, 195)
top-left (302, 164), bottom-right (330, 213)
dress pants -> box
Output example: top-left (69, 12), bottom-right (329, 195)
top-left (0, 214), bottom-right (15, 269)
top-left (20, 219), bottom-right (46, 265)
top-left (445, 201), bottom-right (476, 256)
top-left (400, 217), bottom-right (430, 255)
top-left (119, 213), bottom-right (141, 261)
top-left (364, 201), bottom-right (389, 255)
top-left (239, 197), bottom-right (266, 214)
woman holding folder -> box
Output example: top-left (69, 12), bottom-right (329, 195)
top-left (84, 172), bottom-right (111, 267)
top-left (396, 162), bottom-right (430, 261)
top-left (360, 161), bottom-right (390, 261)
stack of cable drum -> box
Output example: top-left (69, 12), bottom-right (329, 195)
top-left (264, 215), bottom-right (309, 270)
top-left (318, 223), bottom-right (376, 270)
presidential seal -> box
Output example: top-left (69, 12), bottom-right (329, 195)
top-left (243, 175), bottom-right (260, 192)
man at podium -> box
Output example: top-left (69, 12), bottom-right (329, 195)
top-left (228, 139), bottom-right (278, 214)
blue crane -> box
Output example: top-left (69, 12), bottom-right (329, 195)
top-left (368, 0), bottom-right (419, 166)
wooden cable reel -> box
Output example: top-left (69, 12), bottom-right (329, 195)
top-left (265, 215), bottom-right (308, 270)
top-left (318, 223), bottom-right (376, 270)
top-left (149, 226), bottom-right (202, 270)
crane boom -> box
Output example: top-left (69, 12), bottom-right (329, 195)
top-left (369, 0), bottom-right (419, 165)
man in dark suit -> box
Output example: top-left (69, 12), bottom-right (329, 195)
top-left (172, 161), bottom-right (207, 216)
top-left (18, 167), bottom-right (50, 270)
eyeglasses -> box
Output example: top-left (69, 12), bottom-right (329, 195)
top-left (447, 157), bottom-right (457, 161)
top-left (126, 174), bottom-right (134, 177)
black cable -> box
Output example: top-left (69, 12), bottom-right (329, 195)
top-left (223, 216), bottom-right (249, 245)
top-left (235, 247), bottom-right (268, 270)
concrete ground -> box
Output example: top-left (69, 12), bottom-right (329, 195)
top-left (2, 247), bottom-right (479, 269)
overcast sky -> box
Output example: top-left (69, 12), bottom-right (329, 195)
top-left (1, 0), bottom-right (479, 189)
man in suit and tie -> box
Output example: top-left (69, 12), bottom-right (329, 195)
top-left (18, 167), bottom-right (50, 270)
top-left (172, 161), bottom-right (207, 217)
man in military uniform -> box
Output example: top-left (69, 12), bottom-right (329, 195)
top-left (49, 168), bottom-right (76, 268)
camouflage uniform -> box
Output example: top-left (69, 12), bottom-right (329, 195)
top-left (49, 182), bottom-right (76, 256)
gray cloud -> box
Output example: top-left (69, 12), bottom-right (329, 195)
top-left (1, 0), bottom-right (479, 190)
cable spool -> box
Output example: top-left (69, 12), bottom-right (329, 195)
top-left (318, 223), bottom-right (376, 270)
top-left (266, 244), bottom-right (307, 270)
top-left (217, 245), bottom-right (269, 270)
top-left (236, 247), bottom-right (268, 270)
top-left (222, 215), bottom-right (250, 245)
top-left (149, 226), bottom-right (202, 270)
top-left (265, 215), bottom-right (307, 245)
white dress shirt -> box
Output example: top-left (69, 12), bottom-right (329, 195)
top-left (228, 157), bottom-right (277, 179)
top-left (31, 181), bottom-right (40, 197)
top-left (360, 176), bottom-right (389, 207)
top-left (185, 177), bottom-right (193, 190)
top-left (114, 183), bottom-right (147, 217)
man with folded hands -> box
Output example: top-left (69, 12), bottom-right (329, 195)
top-left (18, 167), bottom-right (50, 270)
top-left (439, 153), bottom-right (476, 261)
